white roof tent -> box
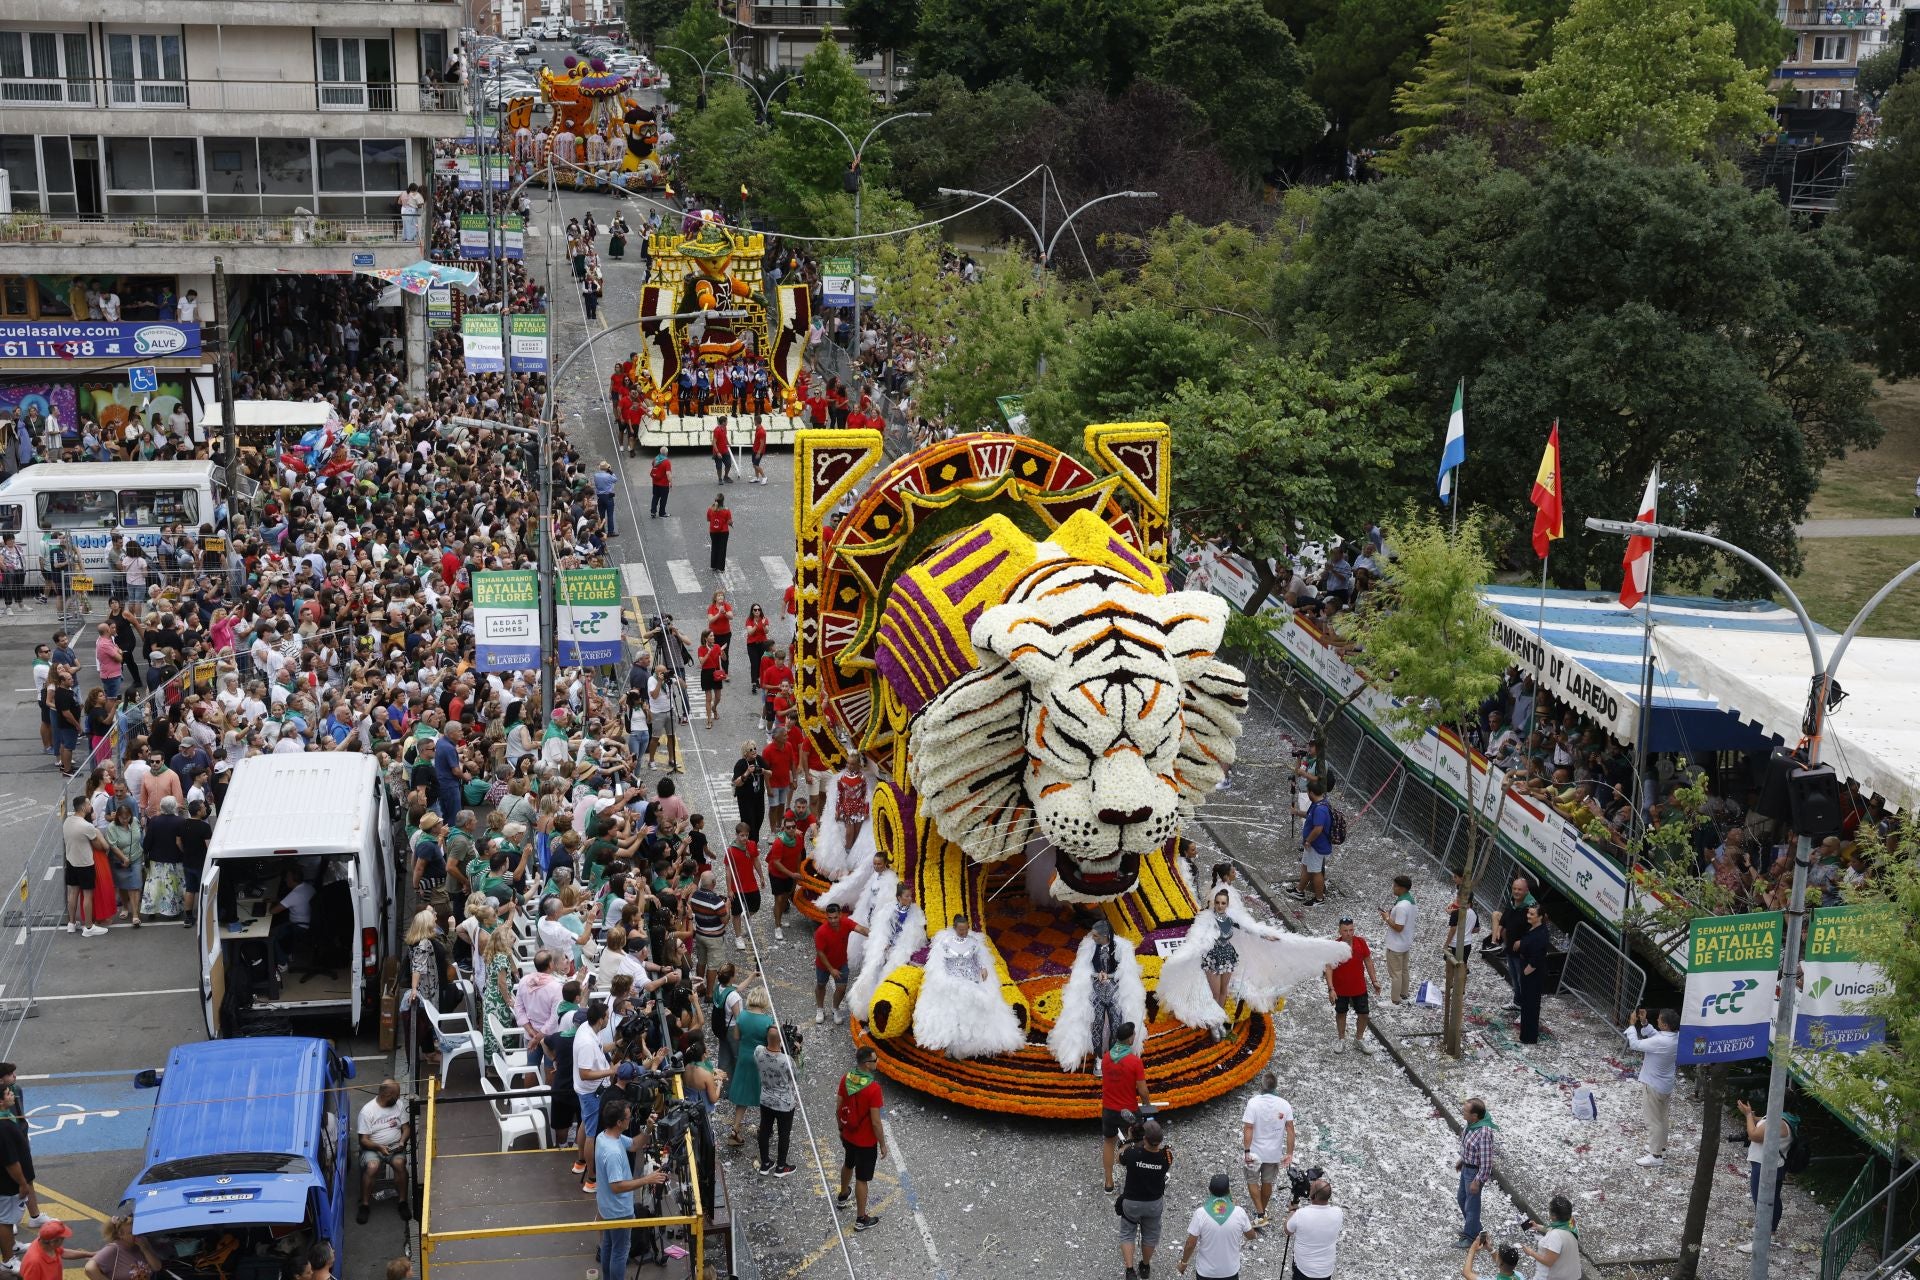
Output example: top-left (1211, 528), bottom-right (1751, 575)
top-left (1653, 627), bottom-right (1920, 811)
top-left (1479, 586), bottom-right (1787, 757)
top-left (196, 400), bottom-right (335, 431)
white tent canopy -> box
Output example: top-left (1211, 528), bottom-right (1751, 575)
top-left (196, 399), bottom-right (335, 430)
top-left (1653, 627), bottom-right (1920, 811)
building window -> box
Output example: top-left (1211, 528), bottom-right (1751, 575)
top-left (0, 30), bottom-right (93, 105)
top-left (105, 136), bottom-right (202, 215)
top-left (0, 134), bottom-right (39, 212)
top-left (315, 138), bottom-right (407, 216)
top-left (318, 35), bottom-right (395, 111)
top-left (105, 30), bottom-right (187, 107)
top-left (1810, 34), bottom-right (1851, 61)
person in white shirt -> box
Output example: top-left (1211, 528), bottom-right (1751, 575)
top-left (1175, 1174), bottom-right (1255, 1280)
top-left (1284, 1179), bottom-right (1345, 1280)
top-left (1621, 1008), bottom-right (1679, 1166)
top-left (1379, 874), bottom-right (1416, 1004)
top-left (355, 1079), bottom-right (411, 1223)
top-left (1239, 1074), bottom-right (1295, 1227)
top-left (96, 290), bottom-right (121, 321)
top-left (175, 290), bottom-right (199, 322)
top-left (1520, 1194), bottom-right (1581, 1280)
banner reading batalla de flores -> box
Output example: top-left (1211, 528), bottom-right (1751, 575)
top-left (1794, 904), bottom-right (1891, 1054)
top-left (1679, 910), bottom-right (1781, 1065)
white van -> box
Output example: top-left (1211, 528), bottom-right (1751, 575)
top-left (200, 753), bottom-right (402, 1038)
top-left (0, 461), bottom-right (217, 573)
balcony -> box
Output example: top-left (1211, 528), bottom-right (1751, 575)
top-left (733, 4), bottom-right (844, 28)
top-left (0, 76), bottom-right (462, 114)
top-left (1775, 3), bottom-right (1894, 29)
top-left (0, 212), bottom-right (419, 272)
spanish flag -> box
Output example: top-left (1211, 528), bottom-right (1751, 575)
top-left (1529, 421), bottom-right (1564, 559)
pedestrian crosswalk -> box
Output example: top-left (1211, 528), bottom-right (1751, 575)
top-left (618, 556), bottom-right (794, 601)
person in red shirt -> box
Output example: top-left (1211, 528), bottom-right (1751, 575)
top-left (813, 901), bottom-right (868, 1025)
top-left (759, 646), bottom-right (793, 731)
top-left (836, 1045), bottom-right (887, 1231)
top-left (648, 451), bottom-right (671, 518)
top-left (765, 817), bottom-right (805, 940)
top-left (707, 494), bottom-right (733, 573)
top-left (750, 415), bottom-right (768, 485)
top-left (806, 389), bottom-right (827, 426)
top-left (783, 793), bottom-right (818, 842)
top-left (1099, 1020), bottom-right (1150, 1193)
top-left (759, 731), bottom-right (796, 813)
top-left (19, 1220), bottom-right (90, 1280)
top-left (1323, 915), bottom-right (1381, 1054)
top-left (706, 587), bottom-right (734, 668)
top-left (697, 627), bottom-right (726, 727)
top-left (723, 822), bottom-right (760, 952)
top-left (711, 418), bottom-right (734, 484)
top-left (743, 604), bottom-right (772, 692)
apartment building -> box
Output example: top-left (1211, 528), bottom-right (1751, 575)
top-left (1771, 0), bottom-right (1897, 109)
top-left (0, 1), bottom-right (465, 398)
top-left (724, 0), bottom-right (896, 98)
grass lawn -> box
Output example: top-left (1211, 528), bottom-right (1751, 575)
top-left (1808, 380), bottom-right (1920, 520)
top-left (1789, 536), bottom-right (1920, 636)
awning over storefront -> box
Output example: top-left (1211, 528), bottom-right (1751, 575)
top-left (1479, 587), bottom-right (1786, 756)
top-left (1653, 627), bottom-right (1920, 810)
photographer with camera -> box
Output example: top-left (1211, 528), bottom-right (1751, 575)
top-left (753, 1024), bottom-right (801, 1177)
top-left (1283, 1178), bottom-right (1343, 1280)
top-left (593, 1095), bottom-right (669, 1280)
top-left (1460, 1233), bottom-right (1523, 1280)
top-left (1115, 1116), bottom-right (1172, 1280)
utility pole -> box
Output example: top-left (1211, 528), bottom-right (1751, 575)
top-left (213, 255), bottom-right (237, 523)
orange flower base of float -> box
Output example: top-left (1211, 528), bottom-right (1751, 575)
top-left (797, 860), bottom-right (1274, 1118)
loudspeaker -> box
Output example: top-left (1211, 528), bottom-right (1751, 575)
top-left (1756, 749), bottom-right (1800, 824)
top-left (1788, 764), bottom-right (1845, 839)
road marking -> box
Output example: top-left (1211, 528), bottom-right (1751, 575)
top-left (887, 1142), bottom-right (949, 1280)
top-left (620, 561), bottom-right (654, 600)
top-left (720, 564), bottom-right (748, 595)
top-left (41, 866), bottom-right (54, 881)
top-left (761, 556), bottom-right (792, 589)
top-left (38, 1182), bottom-right (110, 1225)
top-left (666, 559), bottom-right (701, 595)
top-left (11, 986), bottom-right (198, 1001)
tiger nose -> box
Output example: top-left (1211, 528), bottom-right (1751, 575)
top-left (1098, 806), bottom-right (1153, 826)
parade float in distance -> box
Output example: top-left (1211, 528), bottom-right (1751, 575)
top-left (787, 422), bottom-right (1349, 1117)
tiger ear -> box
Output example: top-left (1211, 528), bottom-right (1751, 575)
top-left (971, 601), bottom-right (1065, 690)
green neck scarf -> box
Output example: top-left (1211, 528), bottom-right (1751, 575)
top-left (1108, 1042), bottom-right (1135, 1064)
top-left (1549, 1218), bottom-right (1577, 1238)
top-left (843, 1069), bottom-right (874, 1097)
top-left (1203, 1196), bottom-right (1235, 1225)
top-left (1466, 1115), bottom-right (1497, 1131)
top-left (1395, 891), bottom-right (1415, 904)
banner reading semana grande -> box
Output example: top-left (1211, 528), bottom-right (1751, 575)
top-left (556, 568), bottom-right (622, 666)
top-left (461, 314), bottom-right (504, 373)
top-left (1794, 904), bottom-right (1891, 1054)
top-left (1679, 910), bottom-right (1781, 1065)
top-left (473, 570), bottom-right (541, 672)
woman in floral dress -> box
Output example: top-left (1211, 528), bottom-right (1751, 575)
top-left (480, 924), bottom-right (517, 1061)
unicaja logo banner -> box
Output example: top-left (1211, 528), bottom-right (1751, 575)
top-left (1794, 904), bottom-right (1891, 1055)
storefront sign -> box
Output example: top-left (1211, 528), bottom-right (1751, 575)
top-left (427, 286), bottom-right (454, 330)
top-left (1679, 911), bottom-right (1781, 1064)
top-left (460, 315), bottom-right (504, 373)
top-left (473, 570), bottom-right (541, 672)
top-left (0, 321), bottom-right (201, 361)
top-left (556, 567), bottom-right (622, 666)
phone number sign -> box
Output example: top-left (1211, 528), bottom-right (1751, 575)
top-left (0, 320), bottom-right (202, 361)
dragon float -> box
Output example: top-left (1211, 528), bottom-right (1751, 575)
top-left (790, 423), bottom-right (1348, 1117)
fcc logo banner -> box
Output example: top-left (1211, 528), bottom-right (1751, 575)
top-left (1679, 911), bottom-right (1781, 1065)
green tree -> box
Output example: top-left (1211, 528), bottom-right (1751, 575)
top-left (867, 229), bottom-right (966, 340)
top-left (1821, 820), bottom-right (1920, 1155)
top-left (625, 0), bottom-right (690, 47)
top-left (1337, 510), bottom-right (1509, 1056)
top-left (656, 2), bottom-right (730, 110)
top-left (910, 0), bottom-right (1170, 95)
top-left (1856, 12), bottom-right (1908, 105)
top-left (669, 83), bottom-right (769, 209)
top-left (1291, 0), bottom-right (1449, 147)
top-left (1151, 0), bottom-right (1322, 177)
top-left (761, 40), bottom-right (876, 233)
top-left (1101, 212), bottom-right (1311, 343)
top-left (1840, 76), bottom-right (1920, 379)
top-left (1388, 0), bottom-right (1538, 166)
top-left (888, 75), bottom-right (1055, 206)
top-left (917, 256), bottom-right (1072, 430)
top-left (1026, 308), bottom-right (1236, 442)
top-left (1519, 0), bottom-right (1775, 160)
top-left (1297, 139), bottom-right (1880, 593)
top-left (843, 0), bottom-right (921, 69)
top-left (1704, 0), bottom-right (1796, 69)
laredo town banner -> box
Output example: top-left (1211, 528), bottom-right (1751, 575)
top-left (1794, 904), bottom-right (1890, 1054)
top-left (1679, 911), bottom-right (1781, 1065)
top-left (556, 567), bottom-right (622, 666)
top-left (473, 570), bottom-right (541, 672)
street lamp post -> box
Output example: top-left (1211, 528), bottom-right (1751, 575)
top-left (784, 110), bottom-right (929, 361)
top-left (1585, 516), bottom-right (1920, 1280)
top-left (712, 69), bottom-right (803, 123)
top-left (656, 42), bottom-right (743, 109)
top-left (935, 185), bottom-right (1160, 268)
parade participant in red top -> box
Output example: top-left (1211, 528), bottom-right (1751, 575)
top-left (812, 901), bottom-right (868, 1025)
top-left (1323, 915), bottom-right (1382, 1055)
top-left (711, 418), bottom-right (733, 484)
top-left (705, 587), bottom-right (734, 662)
top-left (722, 822), bottom-right (760, 951)
top-left (836, 1046), bottom-right (887, 1231)
top-left (648, 450), bottom-right (672, 518)
top-left (697, 628), bottom-right (726, 728)
top-left (759, 730), bottom-right (797, 813)
top-left (765, 818), bottom-right (805, 939)
top-left (744, 604), bottom-right (772, 692)
top-left (750, 416), bottom-right (769, 485)
top-left (759, 646), bottom-right (793, 731)
top-left (1099, 1021), bottom-right (1151, 1193)
top-left (707, 495), bottom-right (734, 573)
top-left (806, 386), bottom-right (828, 426)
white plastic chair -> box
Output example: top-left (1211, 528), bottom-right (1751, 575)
top-left (491, 1050), bottom-right (543, 1096)
top-left (419, 1000), bottom-right (483, 1088)
top-left (480, 1076), bottom-right (550, 1151)
top-left (486, 1009), bottom-right (530, 1055)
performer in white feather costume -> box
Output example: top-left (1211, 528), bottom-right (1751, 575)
top-left (813, 756), bottom-right (878, 880)
top-left (913, 916), bottom-right (1026, 1058)
top-left (1158, 885), bottom-right (1351, 1036)
top-left (850, 879), bottom-right (926, 1019)
top-left (817, 850), bottom-right (896, 972)
top-left (1049, 919), bottom-right (1149, 1073)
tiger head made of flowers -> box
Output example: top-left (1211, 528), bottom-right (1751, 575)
top-left (906, 547), bottom-right (1250, 902)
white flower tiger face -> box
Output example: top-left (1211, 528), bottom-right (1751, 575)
top-left (908, 558), bottom-right (1250, 901)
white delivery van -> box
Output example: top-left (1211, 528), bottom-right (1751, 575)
top-left (200, 753), bottom-right (402, 1038)
top-left (0, 460), bottom-right (217, 572)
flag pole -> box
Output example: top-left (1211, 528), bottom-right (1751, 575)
top-left (1536, 551), bottom-right (1550, 638)
top-left (1449, 468), bottom-right (1461, 537)
top-left (1630, 528), bottom-right (1659, 824)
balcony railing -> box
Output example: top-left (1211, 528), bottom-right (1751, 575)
top-left (0, 214), bottom-right (410, 247)
top-left (1776, 3), bottom-right (1894, 28)
top-left (0, 76), bottom-right (463, 114)
top-left (735, 4), bottom-right (844, 28)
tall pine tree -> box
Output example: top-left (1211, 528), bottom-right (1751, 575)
top-left (1388, 0), bottom-right (1537, 167)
